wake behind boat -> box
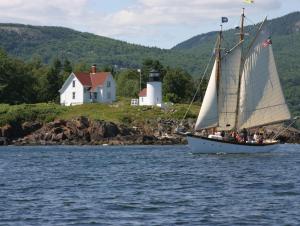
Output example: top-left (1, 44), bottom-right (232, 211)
top-left (183, 9), bottom-right (295, 154)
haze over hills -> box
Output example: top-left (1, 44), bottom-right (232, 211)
top-left (0, 12), bottom-right (299, 115)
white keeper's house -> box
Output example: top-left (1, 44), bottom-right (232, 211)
top-left (59, 65), bottom-right (116, 106)
top-left (138, 69), bottom-right (162, 107)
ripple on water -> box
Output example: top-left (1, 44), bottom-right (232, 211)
top-left (0, 145), bottom-right (299, 225)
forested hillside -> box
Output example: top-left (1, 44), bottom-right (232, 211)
top-left (0, 24), bottom-right (200, 74)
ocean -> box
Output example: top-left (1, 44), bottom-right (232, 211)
top-left (0, 144), bottom-right (300, 225)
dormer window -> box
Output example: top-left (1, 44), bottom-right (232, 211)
top-left (107, 81), bottom-right (111, 87)
top-left (72, 80), bottom-right (75, 87)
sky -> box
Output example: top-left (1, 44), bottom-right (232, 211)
top-left (0, 0), bottom-right (299, 49)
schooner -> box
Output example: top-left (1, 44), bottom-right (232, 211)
top-left (186, 9), bottom-right (292, 153)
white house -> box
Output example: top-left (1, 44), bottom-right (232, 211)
top-left (138, 70), bottom-right (162, 107)
top-left (59, 65), bottom-right (116, 106)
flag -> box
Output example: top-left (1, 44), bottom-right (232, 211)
top-left (244, 0), bottom-right (254, 3)
top-left (263, 37), bottom-right (272, 47)
top-left (221, 17), bottom-right (228, 23)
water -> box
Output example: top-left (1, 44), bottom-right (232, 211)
top-left (0, 145), bottom-right (300, 226)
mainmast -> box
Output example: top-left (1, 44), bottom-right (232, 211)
top-left (216, 25), bottom-right (222, 95)
top-left (234, 8), bottom-right (245, 130)
top-left (240, 8), bottom-right (245, 41)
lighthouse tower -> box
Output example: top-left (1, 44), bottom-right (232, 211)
top-left (138, 69), bottom-right (162, 107)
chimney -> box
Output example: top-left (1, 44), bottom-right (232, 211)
top-left (91, 64), bottom-right (97, 74)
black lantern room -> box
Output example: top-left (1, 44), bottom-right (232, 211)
top-left (149, 69), bottom-right (160, 82)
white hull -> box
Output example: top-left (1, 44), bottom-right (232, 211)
top-left (187, 135), bottom-right (279, 154)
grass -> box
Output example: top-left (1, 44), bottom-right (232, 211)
top-left (0, 98), bottom-right (199, 126)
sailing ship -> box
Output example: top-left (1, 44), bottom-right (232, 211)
top-left (186, 9), bottom-right (292, 153)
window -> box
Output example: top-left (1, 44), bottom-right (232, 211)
top-left (94, 92), bottom-right (97, 99)
top-left (72, 92), bottom-right (75, 99)
top-left (89, 92), bottom-right (92, 99)
top-left (107, 81), bottom-right (111, 87)
top-left (107, 92), bottom-right (111, 99)
top-left (72, 80), bottom-right (75, 87)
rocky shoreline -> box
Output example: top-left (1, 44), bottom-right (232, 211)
top-left (0, 116), bottom-right (299, 146)
top-left (0, 116), bottom-right (188, 146)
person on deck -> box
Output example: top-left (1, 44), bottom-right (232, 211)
top-left (241, 128), bottom-right (248, 143)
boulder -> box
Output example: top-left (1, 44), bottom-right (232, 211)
top-left (22, 121), bottom-right (42, 135)
top-left (1, 124), bottom-right (13, 138)
top-left (75, 116), bottom-right (89, 129)
top-left (0, 137), bottom-right (8, 145)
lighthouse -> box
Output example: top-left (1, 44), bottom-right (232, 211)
top-left (138, 69), bottom-right (162, 107)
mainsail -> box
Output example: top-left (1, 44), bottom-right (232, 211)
top-left (237, 21), bottom-right (291, 129)
top-left (218, 43), bottom-right (242, 130)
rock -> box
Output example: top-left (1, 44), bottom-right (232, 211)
top-left (0, 137), bottom-right (8, 145)
top-left (75, 116), bottom-right (89, 129)
top-left (22, 121), bottom-right (42, 135)
top-left (1, 124), bottom-right (13, 138)
top-left (103, 122), bottom-right (120, 138)
top-left (52, 127), bottom-right (64, 134)
top-left (89, 120), bottom-right (120, 141)
top-left (53, 133), bottom-right (67, 142)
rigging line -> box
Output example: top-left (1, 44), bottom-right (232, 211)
top-left (272, 117), bottom-right (300, 140)
top-left (179, 48), bottom-right (215, 127)
top-left (244, 16), bottom-right (261, 37)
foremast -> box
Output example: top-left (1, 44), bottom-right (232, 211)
top-left (233, 8), bottom-right (245, 131)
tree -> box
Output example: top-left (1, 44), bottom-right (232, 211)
top-left (141, 59), bottom-right (166, 88)
top-left (162, 68), bottom-right (194, 103)
top-left (0, 49), bottom-right (36, 104)
top-left (63, 59), bottom-right (72, 74)
top-left (116, 69), bottom-right (139, 97)
top-left (45, 59), bottom-right (64, 102)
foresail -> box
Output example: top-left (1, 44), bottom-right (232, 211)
top-left (218, 43), bottom-right (242, 131)
top-left (238, 22), bottom-right (291, 129)
top-left (195, 61), bottom-right (218, 130)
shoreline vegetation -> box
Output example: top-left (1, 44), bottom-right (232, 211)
top-left (0, 100), bottom-right (299, 146)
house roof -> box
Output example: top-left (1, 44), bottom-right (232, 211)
top-left (139, 88), bottom-right (147, 97)
top-left (74, 72), bottom-right (110, 91)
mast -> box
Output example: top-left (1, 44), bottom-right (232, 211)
top-left (240, 8), bottom-right (245, 41)
top-left (216, 25), bottom-right (222, 97)
top-left (234, 8), bottom-right (245, 130)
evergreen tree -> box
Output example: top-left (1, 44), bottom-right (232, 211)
top-left (141, 59), bottom-right (166, 88)
top-left (63, 59), bottom-right (72, 74)
top-left (46, 59), bottom-right (63, 102)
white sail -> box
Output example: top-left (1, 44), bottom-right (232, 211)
top-left (195, 61), bottom-right (218, 130)
top-left (238, 22), bottom-right (291, 129)
top-left (218, 43), bottom-right (242, 131)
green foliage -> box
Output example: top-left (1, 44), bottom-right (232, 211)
top-left (0, 103), bottom-right (66, 126)
top-left (141, 59), bottom-right (167, 86)
top-left (163, 68), bottom-right (194, 103)
top-left (45, 59), bottom-right (64, 102)
top-left (0, 49), bottom-right (36, 104)
top-left (116, 69), bottom-right (140, 97)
